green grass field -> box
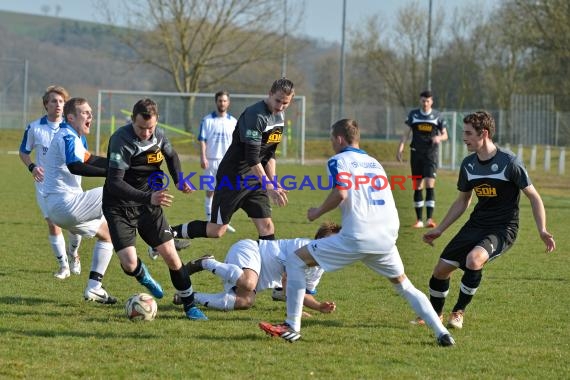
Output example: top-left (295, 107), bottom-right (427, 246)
top-left (1, 138), bottom-right (569, 379)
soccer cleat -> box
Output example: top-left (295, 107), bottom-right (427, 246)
top-left (69, 255), bottom-right (81, 275)
top-left (426, 218), bottom-right (437, 228)
top-left (172, 293), bottom-right (182, 305)
top-left (185, 306), bottom-right (208, 320)
top-left (147, 246), bottom-right (160, 261)
top-left (227, 224), bottom-right (236, 233)
top-left (84, 286), bottom-right (117, 304)
top-left (410, 314), bottom-right (444, 326)
top-left (174, 239), bottom-right (191, 251)
top-left (412, 220), bottom-right (424, 228)
top-left (54, 267), bottom-right (70, 280)
top-left (186, 254), bottom-right (215, 275)
top-left (447, 311), bottom-right (464, 329)
top-left (137, 263), bottom-right (164, 299)
top-left (148, 239), bottom-right (192, 260)
top-left (258, 321), bottom-right (301, 342)
top-left (437, 333), bottom-right (456, 347)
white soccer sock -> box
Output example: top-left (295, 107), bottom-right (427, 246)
top-left (49, 233), bottom-right (68, 268)
top-left (67, 232), bottom-right (82, 257)
top-left (284, 253), bottom-right (307, 332)
top-left (180, 223), bottom-right (190, 238)
top-left (394, 277), bottom-right (449, 337)
top-left (90, 241), bottom-right (114, 277)
top-left (194, 291), bottom-right (236, 311)
top-left (205, 196), bottom-right (212, 220)
top-left (203, 260), bottom-right (243, 286)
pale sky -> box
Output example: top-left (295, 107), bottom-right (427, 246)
top-left (0, 0), bottom-right (488, 43)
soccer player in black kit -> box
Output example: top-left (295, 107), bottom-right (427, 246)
top-left (397, 90), bottom-right (448, 228)
top-left (417, 111), bottom-right (555, 329)
top-left (173, 78), bottom-right (293, 242)
top-left (102, 98), bottom-right (208, 320)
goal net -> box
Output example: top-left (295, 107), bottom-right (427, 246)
top-left (439, 111), bottom-right (468, 171)
top-left (95, 90), bottom-right (306, 164)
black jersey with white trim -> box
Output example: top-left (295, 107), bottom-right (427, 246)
top-left (217, 100), bottom-right (284, 179)
top-left (405, 108), bottom-right (446, 154)
top-left (103, 124), bottom-right (180, 207)
top-left (458, 147), bottom-right (531, 230)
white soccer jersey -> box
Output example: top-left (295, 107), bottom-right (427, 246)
top-left (43, 124), bottom-right (89, 196)
top-left (197, 112), bottom-right (237, 159)
top-left (19, 116), bottom-right (62, 195)
top-left (327, 147), bottom-right (400, 253)
top-left (258, 238), bottom-right (323, 292)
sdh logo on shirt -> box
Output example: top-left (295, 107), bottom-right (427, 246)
top-left (147, 151), bottom-right (164, 164)
top-left (417, 123), bottom-right (433, 132)
top-left (474, 184), bottom-right (497, 197)
top-left (267, 130), bottom-right (282, 143)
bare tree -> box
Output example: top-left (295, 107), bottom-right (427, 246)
top-left (99, 0), bottom-right (301, 130)
top-left (40, 4), bottom-right (51, 16)
top-left (350, 1), bottom-right (445, 109)
top-left (507, 0), bottom-right (570, 103)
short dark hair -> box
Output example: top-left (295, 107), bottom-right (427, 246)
top-left (132, 98), bottom-right (159, 121)
top-left (420, 90), bottom-right (432, 98)
top-left (270, 78), bottom-right (295, 96)
top-left (331, 118), bottom-right (360, 145)
top-left (63, 97), bottom-right (88, 120)
top-left (215, 90), bottom-right (230, 102)
top-left (463, 110), bottom-right (495, 139)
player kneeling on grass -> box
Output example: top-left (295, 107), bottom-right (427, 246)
top-left (417, 111), bottom-right (555, 330)
top-left (174, 222), bottom-right (339, 314)
top-left (258, 118), bottom-right (455, 346)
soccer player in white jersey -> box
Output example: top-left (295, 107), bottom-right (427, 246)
top-left (174, 222), bottom-right (339, 314)
top-left (419, 111), bottom-right (555, 329)
top-left (19, 86), bottom-right (83, 279)
top-left (198, 90), bottom-right (238, 233)
top-left (43, 98), bottom-right (116, 304)
top-left (259, 118), bottom-right (455, 346)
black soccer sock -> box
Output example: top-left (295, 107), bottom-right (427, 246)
top-left (425, 187), bottom-right (435, 219)
top-left (89, 271), bottom-right (103, 283)
top-left (170, 266), bottom-right (196, 310)
top-left (172, 221), bottom-right (208, 239)
top-left (259, 234), bottom-right (275, 240)
top-left (453, 268), bottom-right (482, 312)
top-left (428, 276), bottom-right (450, 315)
top-left (413, 190), bottom-right (424, 220)
top-left (122, 258), bottom-right (143, 278)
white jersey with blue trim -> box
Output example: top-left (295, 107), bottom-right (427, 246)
top-left (327, 147), bottom-right (400, 253)
top-left (19, 116), bottom-right (61, 195)
top-left (197, 112), bottom-right (237, 159)
top-left (43, 124), bottom-right (89, 196)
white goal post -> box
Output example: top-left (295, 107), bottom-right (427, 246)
top-left (95, 89), bottom-right (306, 164)
top-left (439, 111), bottom-right (467, 171)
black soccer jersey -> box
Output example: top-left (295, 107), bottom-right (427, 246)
top-left (458, 147), bottom-right (531, 230)
top-left (217, 100), bottom-right (284, 180)
top-left (103, 124), bottom-right (181, 207)
top-left (405, 108), bottom-right (446, 154)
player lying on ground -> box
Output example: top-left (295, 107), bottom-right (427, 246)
top-left (173, 222), bottom-right (339, 314)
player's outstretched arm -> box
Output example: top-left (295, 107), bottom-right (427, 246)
top-left (307, 188), bottom-right (345, 221)
top-left (303, 294), bottom-right (336, 313)
top-left (423, 190), bottom-right (471, 246)
top-left (522, 184), bottom-right (556, 253)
